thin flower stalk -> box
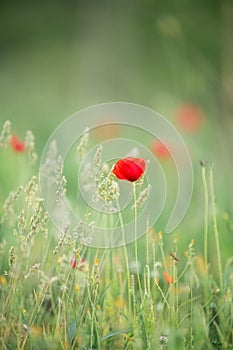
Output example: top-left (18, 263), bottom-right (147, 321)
top-left (133, 182), bottom-right (143, 301)
top-left (201, 162), bottom-right (209, 271)
top-left (116, 198), bottom-right (131, 312)
top-left (158, 231), bottom-right (168, 272)
top-left (209, 167), bottom-right (223, 289)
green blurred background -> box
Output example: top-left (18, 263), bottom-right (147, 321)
top-left (0, 0), bottom-right (233, 257)
top-left (0, 0), bottom-right (225, 141)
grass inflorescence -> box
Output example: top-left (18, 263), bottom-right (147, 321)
top-left (0, 121), bottom-right (233, 349)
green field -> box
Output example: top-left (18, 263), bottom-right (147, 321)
top-left (1, 1), bottom-right (233, 349)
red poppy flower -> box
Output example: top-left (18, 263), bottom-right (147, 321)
top-left (70, 256), bottom-right (86, 270)
top-left (175, 104), bottom-right (204, 132)
top-left (9, 134), bottom-right (26, 153)
top-left (113, 157), bottom-right (146, 182)
top-left (70, 255), bottom-right (77, 269)
top-left (78, 258), bottom-right (86, 270)
top-left (151, 140), bottom-right (171, 159)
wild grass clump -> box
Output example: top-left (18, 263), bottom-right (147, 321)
top-left (0, 120), bottom-right (233, 349)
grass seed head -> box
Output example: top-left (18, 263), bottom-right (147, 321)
top-left (8, 246), bottom-right (16, 267)
top-left (77, 127), bottom-right (89, 160)
top-left (0, 120), bottom-right (11, 148)
top-left (25, 130), bottom-right (37, 164)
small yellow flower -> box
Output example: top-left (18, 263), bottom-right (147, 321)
top-left (158, 230), bottom-right (163, 240)
top-left (31, 326), bottom-right (42, 335)
top-left (213, 288), bottom-right (220, 295)
top-left (94, 258), bottom-right (99, 266)
top-left (0, 275), bottom-right (6, 285)
top-left (151, 231), bottom-right (158, 243)
top-left (23, 309), bottom-right (27, 315)
top-left (114, 298), bottom-right (126, 308)
top-left (189, 239), bottom-right (194, 248)
top-left (75, 284), bottom-right (79, 292)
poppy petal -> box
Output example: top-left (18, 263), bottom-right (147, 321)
top-left (113, 157), bottom-right (146, 182)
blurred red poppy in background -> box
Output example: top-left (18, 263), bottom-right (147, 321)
top-left (70, 256), bottom-right (86, 270)
top-left (9, 134), bottom-right (26, 153)
top-left (175, 104), bottom-right (204, 132)
top-left (151, 140), bottom-right (171, 159)
top-left (70, 255), bottom-right (77, 269)
top-left (113, 157), bottom-right (146, 182)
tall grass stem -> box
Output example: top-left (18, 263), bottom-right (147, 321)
top-left (209, 167), bottom-right (223, 289)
